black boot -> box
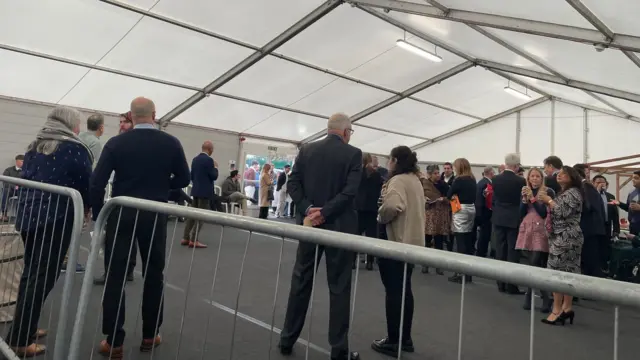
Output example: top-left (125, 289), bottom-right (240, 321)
top-left (540, 291), bottom-right (552, 313)
top-left (523, 288), bottom-right (532, 310)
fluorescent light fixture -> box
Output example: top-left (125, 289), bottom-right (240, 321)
top-left (503, 85), bottom-right (532, 100)
top-left (396, 39), bottom-right (442, 62)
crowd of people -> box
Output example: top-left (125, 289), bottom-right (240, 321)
top-left (1, 102), bottom-right (637, 359)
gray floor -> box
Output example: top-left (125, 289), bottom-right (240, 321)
top-left (6, 216), bottom-right (640, 360)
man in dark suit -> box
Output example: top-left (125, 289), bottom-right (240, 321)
top-left (492, 153), bottom-right (526, 294)
top-left (574, 164), bottom-right (606, 278)
top-left (90, 97), bottom-right (190, 356)
top-left (593, 175), bottom-right (619, 271)
top-left (441, 161), bottom-right (455, 186)
top-left (543, 155), bottom-right (563, 194)
top-left (475, 166), bottom-right (494, 257)
top-left (180, 141), bottom-right (218, 248)
top-left (279, 113), bottom-right (362, 360)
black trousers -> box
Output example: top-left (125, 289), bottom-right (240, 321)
top-left (429, 234), bottom-right (447, 251)
top-left (103, 208), bottom-right (166, 347)
top-left (476, 218), bottom-right (492, 257)
top-left (357, 210), bottom-right (377, 265)
top-left (281, 242), bottom-right (353, 357)
top-left (378, 258), bottom-right (413, 343)
top-left (7, 219), bottom-right (72, 346)
top-left (523, 251), bottom-right (550, 299)
top-left (582, 235), bottom-right (605, 278)
top-left (259, 206), bottom-right (269, 219)
top-left (493, 225), bottom-right (520, 290)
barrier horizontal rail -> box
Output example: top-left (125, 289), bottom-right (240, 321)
top-left (0, 175), bottom-right (85, 360)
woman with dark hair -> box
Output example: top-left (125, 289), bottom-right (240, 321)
top-left (420, 164), bottom-right (450, 275)
top-left (372, 146), bottom-right (425, 356)
top-left (355, 153), bottom-right (384, 270)
top-left (447, 158), bottom-right (477, 283)
top-left (7, 106), bottom-right (92, 357)
top-left (537, 166), bottom-right (583, 325)
top-left (516, 167), bottom-right (555, 313)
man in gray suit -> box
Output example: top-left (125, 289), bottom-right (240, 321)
top-left (279, 113), bottom-right (362, 360)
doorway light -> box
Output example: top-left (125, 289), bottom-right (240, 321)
top-left (396, 39), bottom-right (442, 62)
top-left (504, 84), bottom-right (532, 100)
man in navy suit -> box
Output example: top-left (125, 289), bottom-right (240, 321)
top-left (180, 141), bottom-right (218, 248)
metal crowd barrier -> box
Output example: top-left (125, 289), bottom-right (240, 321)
top-left (69, 196), bottom-right (640, 360)
top-left (0, 175), bottom-right (84, 360)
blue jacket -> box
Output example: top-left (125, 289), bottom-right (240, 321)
top-left (190, 153), bottom-right (218, 199)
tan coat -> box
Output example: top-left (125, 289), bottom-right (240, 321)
top-left (378, 173), bottom-right (426, 247)
top-left (259, 172), bottom-right (273, 207)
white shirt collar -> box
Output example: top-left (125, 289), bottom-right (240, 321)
top-left (15, 167), bottom-right (21, 171)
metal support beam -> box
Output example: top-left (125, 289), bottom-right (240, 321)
top-left (348, 0), bottom-right (640, 52)
top-left (550, 98), bottom-right (556, 155)
top-left (476, 60), bottom-right (640, 103)
top-left (515, 111), bottom-right (521, 155)
top-left (301, 61), bottom-right (474, 144)
top-left (159, 0), bottom-right (342, 125)
top-left (411, 97), bottom-right (548, 151)
top-left (583, 108), bottom-right (589, 162)
top-left (553, 97), bottom-right (640, 123)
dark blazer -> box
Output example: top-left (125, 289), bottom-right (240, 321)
top-left (491, 170), bottom-right (526, 228)
top-left (580, 181), bottom-right (606, 237)
top-left (441, 173), bottom-right (456, 186)
top-left (287, 134), bottom-right (362, 233)
top-left (544, 173), bottom-right (561, 194)
top-left (276, 171), bottom-right (287, 191)
top-left (475, 177), bottom-right (492, 221)
top-left (603, 191), bottom-right (620, 236)
top-left (356, 169), bottom-right (384, 212)
top-left (190, 153), bottom-right (218, 199)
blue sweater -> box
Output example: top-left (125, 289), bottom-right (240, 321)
top-left (90, 128), bottom-right (190, 219)
top-left (17, 142), bottom-right (92, 232)
top-left (190, 153), bottom-right (218, 199)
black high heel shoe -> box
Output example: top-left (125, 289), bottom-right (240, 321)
top-left (541, 312), bottom-right (566, 326)
top-left (561, 310), bottom-right (575, 325)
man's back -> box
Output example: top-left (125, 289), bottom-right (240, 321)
top-left (287, 135), bottom-right (362, 229)
top-left (492, 170), bottom-right (526, 228)
top-left (78, 131), bottom-right (102, 166)
top-left (90, 128), bottom-right (190, 215)
top-left (190, 153), bottom-right (217, 198)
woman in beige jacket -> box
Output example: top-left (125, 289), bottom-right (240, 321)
top-left (371, 146), bottom-right (425, 357)
top-left (258, 163), bottom-right (273, 219)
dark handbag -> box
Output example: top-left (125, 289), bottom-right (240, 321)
top-left (267, 186), bottom-right (274, 201)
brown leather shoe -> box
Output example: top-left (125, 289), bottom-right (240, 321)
top-left (98, 340), bottom-right (123, 359)
top-left (11, 343), bottom-right (46, 358)
top-left (188, 241), bottom-right (207, 248)
top-left (140, 334), bottom-right (162, 352)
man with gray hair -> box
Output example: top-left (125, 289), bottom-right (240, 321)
top-left (491, 153), bottom-right (526, 294)
top-left (78, 113), bottom-right (105, 167)
top-left (279, 112), bottom-right (361, 360)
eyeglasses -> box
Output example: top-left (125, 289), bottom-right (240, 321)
top-left (347, 128), bottom-right (354, 135)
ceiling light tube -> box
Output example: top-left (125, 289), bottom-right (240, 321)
top-left (503, 85), bottom-right (532, 100)
top-left (396, 39), bottom-right (443, 62)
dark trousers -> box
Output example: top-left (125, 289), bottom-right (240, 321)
top-left (7, 220), bottom-right (72, 346)
top-left (476, 218), bottom-right (492, 257)
top-left (493, 224), bottom-right (520, 291)
top-left (259, 206), bottom-right (269, 219)
top-left (582, 235), bottom-right (605, 278)
top-left (1, 187), bottom-right (15, 214)
top-left (523, 251), bottom-right (550, 301)
top-left (429, 234), bottom-right (447, 251)
top-left (183, 197), bottom-right (210, 241)
top-left (103, 209), bottom-right (166, 347)
top-left (378, 258), bottom-right (413, 343)
top-left (281, 242), bottom-right (353, 357)
top-left (357, 210), bottom-right (377, 265)
top-left (288, 202), bottom-right (296, 217)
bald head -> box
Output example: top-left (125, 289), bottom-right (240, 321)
top-left (202, 141), bottom-right (214, 155)
top-left (130, 97), bottom-right (156, 124)
top-left (327, 113), bottom-right (353, 143)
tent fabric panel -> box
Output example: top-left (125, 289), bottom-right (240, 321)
top-left (120, 0), bottom-right (326, 46)
top-left (519, 101), bottom-right (552, 167)
top-left (489, 29), bottom-right (640, 95)
top-left (356, 98), bottom-right (477, 139)
top-left (97, 16), bottom-right (254, 88)
top-left (437, 0), bottom-right (596, 29)
top-left (0, 0), bottom-right (140, 64)
top-left (594, 94), bottom-right (640, 118)
top-left (217, 56), bottom-right (337, 112)
top-left (386, 12), bottom-right (553, 73)
top-left (512, 75), bottom-right (614, 111)
top-left (243, 111), bottom-right (327, 141)
top-left (172, 95), bottom-right (279, 133)
top-left (587, 112), bottom-right (640, 163)
top-left (553, 101), bottom-right (585, 165)
top-left (414, 67), bottom-right (543, 118)
top-left (61, 70), bottom-right (196, 118)
top-left (416, 116), bottom-right (517, 164)
top-left (350, 125), bottom-right (425, 155)
top-left (580, 0), bottom-right (640, 36)
top-left (0, 49), bottom-right (89, 104)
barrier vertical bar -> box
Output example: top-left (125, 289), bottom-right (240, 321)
top-left (199, 226), bottom-right (225, 360)
top-left (229, 231), bottom-right (253, 359)
top-left (305, 244), bottom-right (320, 360)
top-left (457, 275), bottom-right (466, 360)
top-left (267, 236), bottom-right (286, 359)
top-left (396, 262), bottom-right (408, 359)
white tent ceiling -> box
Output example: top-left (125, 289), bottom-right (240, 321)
top-left (2, 0), bottom-right (640, 157)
